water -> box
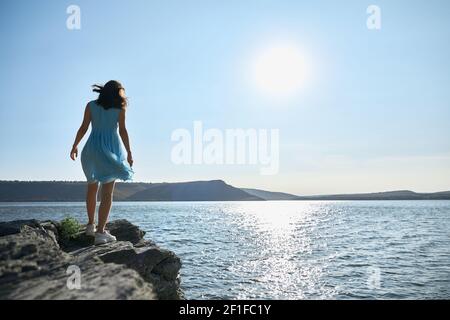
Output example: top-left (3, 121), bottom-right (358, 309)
top-left (0, 200), bottom-right (449, 299)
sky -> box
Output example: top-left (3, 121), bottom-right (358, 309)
top-left (0, 0), bottom-right (449, 195)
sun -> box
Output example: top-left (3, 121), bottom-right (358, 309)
top-left (252, 44), bottom-right (308, 97)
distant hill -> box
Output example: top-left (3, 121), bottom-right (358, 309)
top-left (294, 190), bottom-right (450, 200)
top-left (126, 180), bottom-right (261, 201)
top-left (241, 188), bottom-right (299, 200)
top-left (240, 188), bottom-right (450, 201)
top-left (0, 180), bottom-right (261, 202)
top-left (0, 181), bottom-right (449, 201)
top-left (0, 181), bottom-right (87, 202)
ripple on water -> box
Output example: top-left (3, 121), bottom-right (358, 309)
top-left (0, 200), bottom-right (449, 299)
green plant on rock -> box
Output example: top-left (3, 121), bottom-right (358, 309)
top-left (59, 217), bottom-right (81, 240)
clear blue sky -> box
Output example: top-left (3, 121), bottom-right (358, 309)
top-left (0, 0), bottom-right (449, 195)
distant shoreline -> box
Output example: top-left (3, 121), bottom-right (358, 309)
top-left (1, 180), bottom-right (449, 201)
top-left (1, 199), bottom-right (450, 203)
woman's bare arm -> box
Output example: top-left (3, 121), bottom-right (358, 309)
top-left (70, 104), bottom-right (91, 160)
top-left (119, 108), bottom-right (133, 167)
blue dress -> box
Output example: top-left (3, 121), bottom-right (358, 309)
top-left (81, 100), bottom-right (134, 184)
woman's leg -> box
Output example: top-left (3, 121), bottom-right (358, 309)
top-left (86, 182), bottom-right (99, 225)
top-left (97, 180), bottom-right (116, 233)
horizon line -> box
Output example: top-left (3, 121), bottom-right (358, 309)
top-left (1, 179), bottom-right (449, 197)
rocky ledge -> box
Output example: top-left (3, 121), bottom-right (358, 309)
top-left (0, 219), bottom-right (182, 300)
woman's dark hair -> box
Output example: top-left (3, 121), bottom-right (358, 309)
top-left (92, 80), bottom-right (128, 110)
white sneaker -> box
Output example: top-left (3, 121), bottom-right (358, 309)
top-left (94, 230), bottom-right (117, 245)
top-left (85, 224), bottom-right (96, 237)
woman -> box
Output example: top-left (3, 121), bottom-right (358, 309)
top-left (70, 80), bottom-right (134, 245)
